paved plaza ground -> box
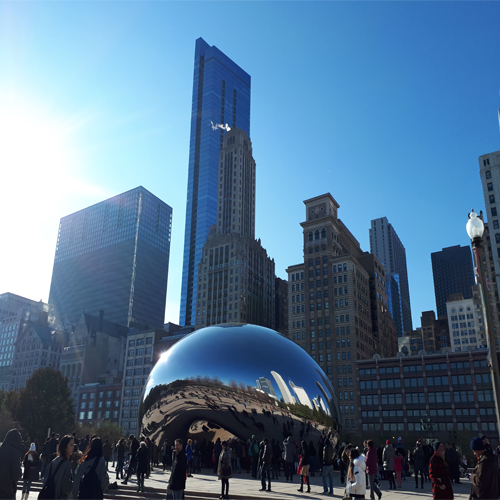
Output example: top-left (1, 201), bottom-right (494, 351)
top-left (137, 468), bottom-right (472, 499)
top-left (18, 467), bottom-right (474, 499)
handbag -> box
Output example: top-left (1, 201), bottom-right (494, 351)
top-left (297, 455), bottom-right (303, 475)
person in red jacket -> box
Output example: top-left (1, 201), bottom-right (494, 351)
top-left (366, 440), bottom-right (382, 500)
top-left (394, 450), bottom-right (404, 488)
top-left (429, 442), bottom-right (453, 499)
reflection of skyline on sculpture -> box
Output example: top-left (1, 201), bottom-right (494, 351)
top-left (140, 324), bottom-right (340, 450)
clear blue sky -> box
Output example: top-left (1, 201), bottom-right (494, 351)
top-left (1, 1), bottom-right (499, 328)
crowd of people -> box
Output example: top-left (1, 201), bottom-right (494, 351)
top-left (1, 427), bottom-right (499, 500)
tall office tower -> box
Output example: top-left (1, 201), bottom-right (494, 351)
top-left (286, 193), bottom-right (391, 432)
top-left (275, 277), bottom-right (289, 335)
top-left (370, 217), bottom-right (412, 336)
top-left (194, 128), bottom-right (275, 329)
top-left (357, 253), bottom-right (398, 358)
top-left (479, 151), bottom-right (500, 341)
top-left (431, 245), bottom-right (474, 318)
top-left (48, 187), bottom-right (172, 329)
top-left (180, 37), bottom-right (251, 327)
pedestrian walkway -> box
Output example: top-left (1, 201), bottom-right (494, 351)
top-left (18, 468), bottom-right (473, 499)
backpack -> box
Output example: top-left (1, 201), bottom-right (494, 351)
top-left (38, 459), bottom-right (64, 500)
top-left (323, 442), bottom-right (334, 465)
top-left (78, 458), bottom-right (103, 500)
top-left (252, 442), bottom-right (259, 456)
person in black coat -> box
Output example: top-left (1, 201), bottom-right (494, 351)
top-left (121, 435), bottom-right (139, 484)
top-left (169, 439), bottom-right (187, 500)
top-left (135, 442), bottom-right (149, 493)
top-left (0, 429), bottom-right (24, 499)
top-left (22, 443), bottom-right (39, 500)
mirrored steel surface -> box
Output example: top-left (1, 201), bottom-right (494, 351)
top-left (140, 324), bottom-right (341, 449)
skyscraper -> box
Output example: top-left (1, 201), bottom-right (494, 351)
top-left (194, 128), bottom-right (275, 329)
top-left (180, 37), bottom-right (251, 326)
top-left (370, 217), bottom-right (412, 336)
top-left (431, 245), bottom-right (474, 318)
top-left (48, 186), bottom-right (172, 329)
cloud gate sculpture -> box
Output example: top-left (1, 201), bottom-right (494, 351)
top-left (140, 324), bottom-right (341, 449)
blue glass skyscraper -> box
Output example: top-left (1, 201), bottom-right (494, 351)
top-left (180, 38), bottom-right (251, 326)
top-left (49, 187), bottom-right (172, 329)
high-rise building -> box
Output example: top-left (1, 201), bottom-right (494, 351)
top-left (431, 245), bottom-right (474, 318)
top-left (48, 186), bottom-right (172, 329)
top-left (274, 277), bottom-right (289, 336)
top-left (194, 128), bottom-right (275, 329)
top-left (370, 217), bottom-right (412, 336)
top-left (180, 38), bottom-right (251, 327)
top-left (479, 151), bottom-right (500, 341)
top-left (286, 194), bottom-right (396, 431)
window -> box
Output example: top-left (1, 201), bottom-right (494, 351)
top-left (486, 169), bottom-right (491, 178)
top-left (488, 182), bottom-right (494, 191)
top-left (494, 221), bottom-right (500, 230)
top-left (490, 195), bottom-right (495, 204)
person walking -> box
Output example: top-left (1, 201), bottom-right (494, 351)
top-left (169, 439), bottom-right (187, 500)
top-left (297, 440), bottom-right (311, 493)
top-left (346, 449), bottom-right (367, 499)
top-left (413, 442), bottom-right (426, 489)
top-left (72, 437), bottom-right (109, 500)
top-left (115, 439), bottom-right (125, 480)
top-left (283, 435), bottom-right (296, 482)
top-left (469, 437), bottom-right (498, 500)
top-left (102, 440), bottom-right (112, 472)
top-left (69, 444), bottom-right (82, 474)
top-left (308, 441), bottom-right (317, 477)
top-left (161, 441), bottom-right (169, 472)
top-left (248, 436), bottom-right (259, 478)
top-left (321, 432), bottom-right (335, 496)
top-left (121, 435), bottom-right (139, 484)
top-left (394, 449), bottom-right (404, 488)
top-left (42, 435), bottom-right (74, 500)
top-left (218, 441), bottom-right (232, 500)
top-left (135, 441), bottom-right (149, 493)
top-left (366, 440), bottom-right (382, 500)
top-left (382, 440), bottom-right (396, 490)
top-left (0, 429), bottom-right (24, 500)
top-left (186, 439), bottom-right (193, 478)
top-left (259, 438), bottom-right (272, 493)
top-left (21, 443), bottom-right (39, 500)
top-left (429, 442), bottom-right (453, 500)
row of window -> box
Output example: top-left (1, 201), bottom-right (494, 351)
top-left (79, 410), bottom-right (118, 420)
top-left (128, 337), bottom-right (153, 347)
top-left (81, 391), bottom-right (120, 399)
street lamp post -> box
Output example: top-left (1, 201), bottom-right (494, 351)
top-left (466, 210), bottom-right (500, 435)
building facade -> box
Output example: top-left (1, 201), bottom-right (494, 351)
top-left (60, 313), bottom-right (128, 411)
top-left (49, 186), bottom-right (172, 329)
top-left (431, 245), bottom-right (474, 319)
top-left (10, 322), bottom-right (64, 391)
top-left (275, 277), bottom-right (289, 336)
top-left (0, 293), bottom-right (54, 369)
top-left (478, 151), bottom-right (500, 342)
top-left (194, 129), bottom-right (275, 329)
top-left (180, 38), bottom-right (251, 327)
top-left (76, 383), bottom-right (122, 425)
top-left (286, 194), bottom-right (395, 429)
top-left (446, 292), bottom-right (484, 352)
top-left (357, 350), bottom-right (498, 440)
top-left (370, 217), bottom-right (412, 336)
